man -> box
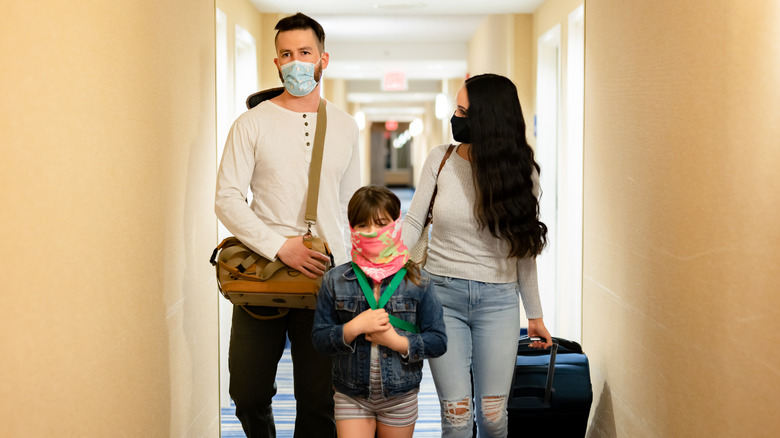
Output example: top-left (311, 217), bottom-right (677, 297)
top-left (215, 12), bottom-right (361, 438)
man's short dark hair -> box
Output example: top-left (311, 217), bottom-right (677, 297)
top-left (274, 12), bottom-right (326, 52)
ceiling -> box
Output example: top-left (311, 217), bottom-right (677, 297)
top-left (250, 0), bottom-right (544, 16)
top-left (248, 0), bottom-right (545, 120)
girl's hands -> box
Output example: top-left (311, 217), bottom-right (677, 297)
top-left (342, 309), bottom-right (411, 355)
top-left (365, 326), bottom-right (409, 354)
top-left (343, 309), bottom-right (390, 344)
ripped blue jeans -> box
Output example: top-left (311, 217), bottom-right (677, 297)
top-left (427, 274), bottom-right (520, 438)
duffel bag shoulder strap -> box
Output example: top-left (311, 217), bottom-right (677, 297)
top-left (210, 236), bottom-right (241, 266)
top-left (241, 305), bottom-right (289, 320)
top-left (224, 246), bottom-right (285, 280)
top-left (213, 237), bottom-right (287, 281)
top-left (217, 255), bottom-right (289, 282)
top-left (220, 244), bottom-right (257, 272)
top-left (304, 99), bottom-right (327, 232)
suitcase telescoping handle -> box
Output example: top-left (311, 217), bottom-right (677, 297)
top-left (519, 336), bottom-right (560, 405)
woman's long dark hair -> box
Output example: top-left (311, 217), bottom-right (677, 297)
top-left (464, 73), bottom-right (547, 258)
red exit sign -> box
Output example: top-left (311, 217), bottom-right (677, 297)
top-left (382, 71), bottom-right (407, 91)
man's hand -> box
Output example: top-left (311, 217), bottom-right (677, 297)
top-left (276, 236), bottom-right (331, 279)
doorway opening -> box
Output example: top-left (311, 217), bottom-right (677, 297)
top-left (535, 6), bottom-right (585, 343)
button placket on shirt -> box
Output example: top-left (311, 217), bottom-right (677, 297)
top-left (303, 113), bottom-right (313, 163)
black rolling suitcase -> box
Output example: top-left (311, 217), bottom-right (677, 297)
top-left (507, 336), bottom-right (593, 437)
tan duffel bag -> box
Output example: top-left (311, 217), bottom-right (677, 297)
top-left (211, 234), bottom-right (332, 309)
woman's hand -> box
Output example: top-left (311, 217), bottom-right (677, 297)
top-left (527, 318), bottom-right (553, 349)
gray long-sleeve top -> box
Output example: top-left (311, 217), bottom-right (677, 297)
top-left (401, 144), bottom-right (544, 319)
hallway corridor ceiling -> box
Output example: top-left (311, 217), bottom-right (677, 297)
top-left (249, 0), bottom-right (545, 119)
top-left (251, 0), bottom-right (544, 80)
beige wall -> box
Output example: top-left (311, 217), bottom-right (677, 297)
top-left (323, 78), bottom-right (348, 110)
top-left (466, 12), bottom-right (544, 148)
top-left (217, 0), bottom-right (264, 41)
top-left (259, 14), bottom-right (289, 91)
top-left (468, 15), bottom-right (515, 78)
top-left (0, 0), bottom-right (218, 436)
top-left (467, 3), bottom-right (585, 150)
top-left (583, 1), bottom-right (780, 437)
top-left (512, 14), bottom-right (535, 143)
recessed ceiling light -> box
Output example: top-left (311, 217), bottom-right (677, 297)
top-left (373, 2), bottom-right (426, 10)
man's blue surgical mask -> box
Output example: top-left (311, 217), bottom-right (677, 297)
top-left (280, 59), bottom-right (322, 97)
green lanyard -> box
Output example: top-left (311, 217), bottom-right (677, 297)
top-left (351, 263), bottom-right (420, 334)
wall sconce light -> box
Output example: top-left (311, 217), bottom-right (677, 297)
top-left (409, 118), bottom-right (423, 136)
top-left (435, 93), bottom-right (451, 120)
top-left (355, 111), bottom-right (366, 131)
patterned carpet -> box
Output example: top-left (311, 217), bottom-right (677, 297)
top-left (220, 347), bottom-right (442, 437)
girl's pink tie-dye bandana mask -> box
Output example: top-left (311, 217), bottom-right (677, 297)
top-left (350, 218), bottom-right (409, 283)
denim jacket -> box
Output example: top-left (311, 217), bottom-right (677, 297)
top-left (312, 262), bottom-right (447, 398)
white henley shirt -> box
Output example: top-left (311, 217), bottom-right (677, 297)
top-left (215, 99), bottom-right (361, 265)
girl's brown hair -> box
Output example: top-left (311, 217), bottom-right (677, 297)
top-left (347, 185), bottom-right (421, 285)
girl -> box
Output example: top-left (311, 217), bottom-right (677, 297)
top-left (402, 73), bottom-right (553, 437)
top-left (312, 185), bottom-right (447, 438)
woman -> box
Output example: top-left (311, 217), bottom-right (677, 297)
top-left (402, 73), bottom-right (553, 438)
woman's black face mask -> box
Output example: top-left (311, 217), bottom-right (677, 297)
top-left (450, 114), bottom-right (471, 143)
